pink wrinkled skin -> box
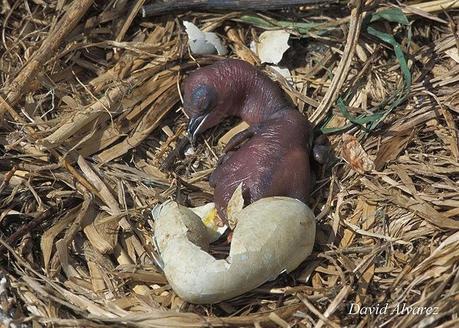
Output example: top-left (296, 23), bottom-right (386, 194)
top-left (183, 59), bottom-right (315, 222)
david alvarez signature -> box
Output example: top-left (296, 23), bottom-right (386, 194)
top-left (348, 303), bottom-right (439, 316)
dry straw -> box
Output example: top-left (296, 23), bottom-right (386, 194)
top-left (0, 0), bottom-right (458, 327)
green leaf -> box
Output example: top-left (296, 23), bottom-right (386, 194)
top-left (238, 15), bottom-right (332, 35)
top-left (366, 26), bottom-right (411, 129)
top-left (238, 15), bottom-right (277, 29)
top-left (321, 9), bottom-right (412, 134)
top-left (370, 8), bottom-right (409, 25)
top-left (276, 20), bottom-right (323, 34)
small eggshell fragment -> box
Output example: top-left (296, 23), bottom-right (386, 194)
top-left (256, 30), bottom-right (290, 64)
top-left (183, 21), bottom-right (228, 55)
top-left (153, 197), bottom-right (315, 304)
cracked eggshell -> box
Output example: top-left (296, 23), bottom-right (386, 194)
top-left (183, 21), bottom-right (228, 55)
top-left (154, 197), bottom-right (315, 304)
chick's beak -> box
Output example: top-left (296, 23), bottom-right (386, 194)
top-left (187, 114), bottom-right (209, 143)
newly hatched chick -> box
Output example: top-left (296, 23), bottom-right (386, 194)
top-left (182, 59), bottom-right (316, 221)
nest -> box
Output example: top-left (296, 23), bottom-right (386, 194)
top-left (0, 1), bottom-right (458, 327)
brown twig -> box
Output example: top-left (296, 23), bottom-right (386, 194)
top-left (116, 0), bottom-right (146, 42)
top-left (140, 0), bottom-right (336, 17)
top-left (0, 198), bottom-right (79, 256)
top-left (0, 0), bottom-right (94, 118)
top-left (0, 166), bottom-right (16, 194)
top-left (0, 96), bottom-right (100, 198)
top-left (161, 137), bottom-right (191, 171)
top-left (309, 0), bottom-right (364, 124)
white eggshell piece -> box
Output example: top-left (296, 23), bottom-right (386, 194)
top-left (269, 65), bottom-right (292, 80)
top-left (183, 21), bottom-right (228, 55)
top-left (153, 197), bottom-right (315, 304)
top-left (256, 30), bottom-right (290, 64)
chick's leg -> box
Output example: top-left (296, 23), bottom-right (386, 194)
top-left (209, 151), bottom-right (235, 187)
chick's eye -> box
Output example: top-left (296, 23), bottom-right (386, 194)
top-left (191, 85), bottom-right (216, 113)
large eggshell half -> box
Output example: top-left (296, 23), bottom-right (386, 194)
top-left (153, 197), bottom-right (315, 304)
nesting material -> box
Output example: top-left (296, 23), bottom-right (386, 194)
top-left (1, 1), bottom-right (458, 326)
top-left (153, 197), bottom-right (316, 304)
